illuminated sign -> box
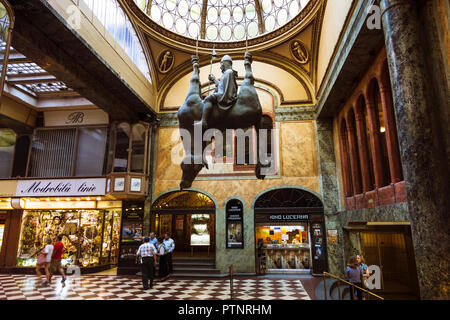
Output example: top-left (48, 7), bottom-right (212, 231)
top-left (16, 179), bottom-right (106, 197)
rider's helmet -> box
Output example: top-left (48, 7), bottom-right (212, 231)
top-left (221, 55), bottom-right (232, 64)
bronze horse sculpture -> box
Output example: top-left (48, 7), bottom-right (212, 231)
top-left (177, 52), bottom-right (270, 189)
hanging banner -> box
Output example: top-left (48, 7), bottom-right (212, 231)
top-left (16, 178), bottom-right (106, 197)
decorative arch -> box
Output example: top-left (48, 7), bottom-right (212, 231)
top-left (251, 185), bottom-right (323, 209)
top-left (152, 187), bottom-right (219, 211)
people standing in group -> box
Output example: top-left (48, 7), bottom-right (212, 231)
top-left (157, 237), bottom-right (169, 281)
top-left (136, 236), bottom-right (157, 290)
top-left (346, 256), bottom-right (363, 300)
top-left (49, 236), bottom-right (66, 287)
top-left (356, 254), bottom-right (370, 299)
top-left (163, 232), bottom-right (175, 275)
top-left (36, 237), bottom-right (54, 286)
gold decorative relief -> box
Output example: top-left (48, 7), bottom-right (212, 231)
top-left (290, 40), bottom-right (309, 65)
top-left (157, 50), bottom-right (175, 74)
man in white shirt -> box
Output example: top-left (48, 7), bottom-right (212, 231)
top-left (163, 233), bottom-right (175, 275)
top-left (136, 237), bottom-right (157, 289)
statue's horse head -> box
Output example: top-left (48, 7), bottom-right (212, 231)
top-left (180, 159), bottom-right (205, 190)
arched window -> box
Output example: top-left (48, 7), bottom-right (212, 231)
top-left (357, 95), bottom-right (375, 191)
top-left (340, 119), bottom-right (353, 196)
top-left (371, 79), bottom-right (391, 187)
top-left (347, 108), bottom-right (363, 195)
top-left (380, 62), bottom-right (403, 182)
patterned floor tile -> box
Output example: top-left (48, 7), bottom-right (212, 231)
top-left (0, 274), bottom-right (312, 300)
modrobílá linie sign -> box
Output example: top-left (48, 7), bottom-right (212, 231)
top-left (16, 178), bottom-right (106, 197)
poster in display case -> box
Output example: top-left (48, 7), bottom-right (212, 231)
top-left (226, 199), bottom-right (244, 249)
top-left (190, 214), bottom-right (210, 246)
top-left (117, 203), bottom-right (144, 275)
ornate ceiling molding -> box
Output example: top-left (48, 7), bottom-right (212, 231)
top-left (119, 0), bottom-right (322, 53)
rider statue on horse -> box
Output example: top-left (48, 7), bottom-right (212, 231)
top-left (177, 51), bottom-right (271, 189)
top-left (200, 55), bottom-right (239, 130)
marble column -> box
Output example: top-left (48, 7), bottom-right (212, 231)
top-left (315, 119), bottom-right (345, 278)
top-left (381, 0), bottom-right (450, 299)
top-left (379, 85), bottom-right (402, 183)
top-left (366, 101), bottom-right (385, 188)
top-left (355, 112), bottom-right (372, 192)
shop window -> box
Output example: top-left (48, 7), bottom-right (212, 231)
top-left (11, 135), bottom-right (30, 178)
top-left (113, 123), bottom-right (131, 173)
top-left (372, 80), bottom-right (391, 186)
top-left (0, 129), bottom-right (16, 178)
top-left (16, 209), bottom-right (121, 268)
top-left (130, 124), bottom-right (147, 173)
top-left (28, 127), bottom-right (107, 178)
top-left (0, 222), bottom-right (4, 250)
top-left (28, 128), bottom-right (76, 177)
top-left (74, 127), bottom-right (108, 176)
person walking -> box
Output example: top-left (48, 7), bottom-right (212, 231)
top-left (357, 254), bottom-right (370, 299)
top-left (163, 232), bottom-right (175, 275)
top-left (37, 237), bottom-right (54, 286)
top-left (157, 237), bottom-right (169, 281)
top-left (136, 237), bottom-right (157, 290)
top-left (346, 256), bottom-right (363, 300)
top-left (49, 236), bottom-right (66, 287)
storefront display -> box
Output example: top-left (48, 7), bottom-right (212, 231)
top-left (0, 223), bottom-right (4, 250)
top-left (226, 199), bottom-right (244, 249)
top-left (16, 209), bottom-right (121, 268)
top-left (256, 224), bottom-right (311, 271)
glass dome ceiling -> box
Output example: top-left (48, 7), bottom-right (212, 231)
top-left (134, 0), bottom-right (311, 42)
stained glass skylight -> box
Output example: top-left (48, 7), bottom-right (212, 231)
top-left (134, 0), bottom-right (311, 42)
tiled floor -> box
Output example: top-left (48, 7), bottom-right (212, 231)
top-left (0, 274), bottom-right (312, 300)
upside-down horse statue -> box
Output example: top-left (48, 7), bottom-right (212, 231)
top-left (177, 52), bottom-right (270, 189)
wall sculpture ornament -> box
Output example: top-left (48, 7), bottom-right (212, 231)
top-left (290, 40), bottom-right (309, 64)
top-left (176, 51), bottom-right (274, 189)
top-left (157, 50), bottom-right (174, 74)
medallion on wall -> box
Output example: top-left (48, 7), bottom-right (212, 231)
top-left (157, 50), bottom-right (174, 74)
top-left (290, 40), bottom-right (309, 65)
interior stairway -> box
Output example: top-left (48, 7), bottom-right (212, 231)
top-left (314, 279), bottom-right (352, 300)
top-left (157, 256), bottom-right (224, 278)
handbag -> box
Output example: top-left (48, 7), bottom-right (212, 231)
top-left (136, 255), bottom-right (143, 265)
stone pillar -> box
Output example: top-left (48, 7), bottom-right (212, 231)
top-left (379, 85), bottom-right (402, 183)
top-left (366, 101), bottom-right (384, 188)
top-left (346, 122), bottom-right (362, 195)
top-left (315, 119), bottom-right (345, 278)
top-left (381, 0), bottom-right (450, 299)
top-left (355, 112), bottom-right (372, 192)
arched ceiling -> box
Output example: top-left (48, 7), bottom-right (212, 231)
top-left (118, 0), bottom-right (355, 112)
